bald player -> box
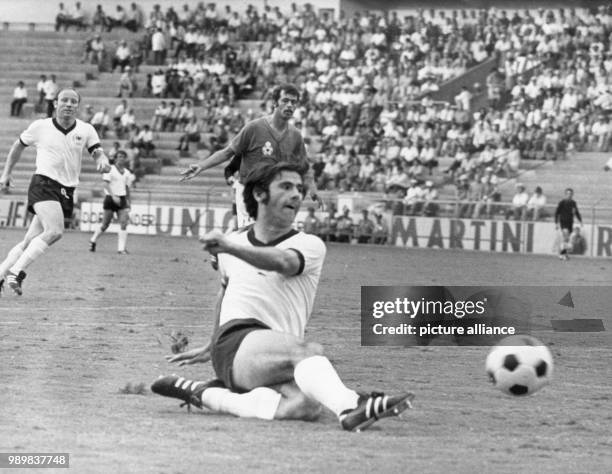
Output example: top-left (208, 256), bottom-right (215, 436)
top-left (0, 88), bottom-right (111, 296)
top-left (180, 83), bottom-right (319, 227)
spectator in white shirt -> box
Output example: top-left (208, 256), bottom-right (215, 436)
top-left (10, 81), bottom-right (28, 117)
top-left (506, 183), bottom-right (529, 220)
top-left (526, 186), bottom-right (548, 221)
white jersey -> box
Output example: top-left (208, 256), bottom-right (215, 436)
top-left (218, 228), bottom-right (326, 338)
top-left (103, 165), bottom-right (134, 196)
top-left (19, 118), bottom-right (101, 187)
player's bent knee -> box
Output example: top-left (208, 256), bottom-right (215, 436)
top-left (44, 229), bottom-right (63, 245)
top-left (290, 341), bottom-right (324, 364)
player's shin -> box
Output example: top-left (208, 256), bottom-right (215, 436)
top-left (9, 236), bottom-right (48, 273)
top-left (201, 387), bottom-right (281, 420)
top-left (0, 243), bottom-right (25, 278)
top-left (118, 230), bottom-right (128, 252)
top-left (293, 355), bottom-right (359, 417)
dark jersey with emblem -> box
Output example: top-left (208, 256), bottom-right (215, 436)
top-left (229, 117), bottom-right (308, 181)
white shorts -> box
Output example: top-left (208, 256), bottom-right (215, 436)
top-left (233, 181), bottom-right (253, 228)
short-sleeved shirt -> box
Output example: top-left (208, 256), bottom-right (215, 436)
top-left (229, 117), bottom-right (307, 181)
top-left (103, 165), bottom-right (134, 197)
top-left (217, 227), bottom-right (326, 338)
top-left (20, 118), bottom-right (101, 188)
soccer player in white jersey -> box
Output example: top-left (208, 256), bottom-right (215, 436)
top-left (152, 162), bottom-right (414, 432)
top-left (89, 149), bottom-right (134, 254)
top-left (0, 88), bottom-right (111, 295)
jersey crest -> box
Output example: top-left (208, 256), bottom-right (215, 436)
top-left (72, 134), bottom-right (85, 146)
top-left (262, 141), bottom-right (274, 156)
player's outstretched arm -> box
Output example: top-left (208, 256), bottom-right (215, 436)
top-left (201, 230), bottom-right (302, 276)
top-left (0, 140), bottom-right (26, 188)
top-left (92, 148), bottom-right (111, 173)
top-left (180, 146), bottom-right (235, 181)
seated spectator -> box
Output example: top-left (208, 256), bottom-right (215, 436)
top-left (134, 124), bottom-right (155, 157)
top-left (10, 81), bottom-right (27, 117)
top-left (36, 74), bottom-right (46, 112)
top-left (91, 4), bottom-right (108, 32)
top-left (151, 69), bottom-right (167, 97)
top-left (505, 183), bottom-right (529, 221)
top-left (404, 179), bottom-right (425, 215)
top-left (117, 66), bottom-right (137, 98)
top-left (107, 5), bottom-right (128, 32)
top-left (568, 226), bottom-right (587, 255)
top-left (125, 2), bottom-right (144, 32)
top-left (526, 186), bottom-right (548, 221)
top-left (163, 101), bottom-right (179, 132)
top-left (177, 117), bottom-right (201, 153)
top-left (319, 206), bottom-right (338, 242)
top-left (55, 2), bottom-right (71, 32)
top-left (112, 40), bottom-right (132, 73)
top-left (356, 209), bottom-right (375, 244)
top-left (336, 207), bottom-right (354, 243)
top-left (372, 213), bottom-right (389, 245)
top-left (302, 207), bottom-right (320, 236)
top-left (90, 107), bottom-right (110, 138)
top-left (177, 100), bottom-right (196, 129)
top-left (43, 75), bottom-right (59, 118)
top-left (454, 174), bottom-right (473, 218)
top-left (421, 180), bottom-right (440, 217)
top-left (70, 2), bottom-right (87, 30)
top-left (151, 101), bottom-right (169, 131)
top-left (472, 167), bottom-right (500, 219)
top-left (84, 35), bottom-right (105, 68)
top-left (107, 141), bottom-right (121, 161)
top-left (119, 108), bottom-right (137, 137)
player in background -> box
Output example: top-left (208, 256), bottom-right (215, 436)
top-left (89, 149), bottom-right (134, 254)
top-left (179, 83), bottom-right (320, 227)
top-left (0, 88), bottom-right (111, 296)
top-left (152, 162), bottom-right (413, 432)
top-left (555, 187), bottom-right (582, 260)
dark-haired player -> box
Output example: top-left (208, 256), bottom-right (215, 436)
top-left (180, 83), bottom-right (319, 227)
top-left (153, 162), bottom-right (413, 431)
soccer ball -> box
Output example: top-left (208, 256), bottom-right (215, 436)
top-left (485, 335), bottom-right (553, 396)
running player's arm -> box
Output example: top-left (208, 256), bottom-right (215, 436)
top-left (0, 139), bottom-right (27, 187)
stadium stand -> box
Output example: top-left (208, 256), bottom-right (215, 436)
top-left (0, 3), bottom-right (611, 223)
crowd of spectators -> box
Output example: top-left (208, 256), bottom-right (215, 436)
top-left (49, 3), bottom-right (612, 222)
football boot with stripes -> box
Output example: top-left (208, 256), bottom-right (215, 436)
top-left (151, 375), bottom-right (225, 411)
top-left (339, 391), bottom-right (415, 432)
top-left (6, 270), bottom-right (26, 296)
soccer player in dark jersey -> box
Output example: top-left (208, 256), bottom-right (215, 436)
top-left (555, 188), bottom-right (582, 260)
top-left (180, 83), bottom-right (319, 226)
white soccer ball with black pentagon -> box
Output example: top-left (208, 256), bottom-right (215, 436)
top-left (485, 335), bottom-right (553, 396)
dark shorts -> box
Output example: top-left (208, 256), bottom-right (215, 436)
top-left (27, 174), bottom-right (75, 219)
top-left (211, 318), bottom-right (271, 392)
top-left (559, 220), bottom-right (573, 232)
top-left (102, 195), bottom-right (129, 212)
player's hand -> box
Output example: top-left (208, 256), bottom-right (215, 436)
top-left (165, 344), bottom-right (211, 366)
top-left (0, 174), bottom-right (11, 190)
top-left (180, 163), bottom-right (202, 182)
top-left (200, 229), bottom-right (231, 256)
top-left (112, 195), bottom-right (121, 205)
top-left (96, 157), bottom-right (111, 173)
